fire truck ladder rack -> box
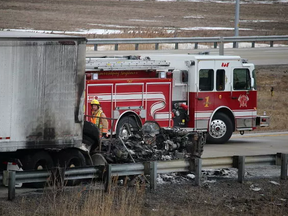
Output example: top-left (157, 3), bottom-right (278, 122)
top-left (86, 57), bottom-right (171, 71)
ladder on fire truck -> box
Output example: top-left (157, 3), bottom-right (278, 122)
top-left (86, 55), bottom-right (172, 71)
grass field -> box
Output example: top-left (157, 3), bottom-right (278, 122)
top-left (256, 65), bottom-right (288, 131)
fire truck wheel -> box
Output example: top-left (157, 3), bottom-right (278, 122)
top-left (116, 116), bottom-right (139, 140)
top-left (58, 149), bottom-right (86, 186)
top-left (207, 112), bottom-right (233, 144)
top-left (21, 151), bottom-right (54, 188)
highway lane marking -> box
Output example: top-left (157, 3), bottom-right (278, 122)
top-left (232, 133), bottom-right (288, 139)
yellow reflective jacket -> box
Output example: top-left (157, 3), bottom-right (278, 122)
top-left (90, 109), bottom-right (108, 134)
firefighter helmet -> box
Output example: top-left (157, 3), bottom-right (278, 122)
top-left (91, 99), bottom-right (100, 105)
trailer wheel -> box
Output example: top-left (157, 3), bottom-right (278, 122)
top-left (116, 116), bottom-right (139, 140)
top-left (207, 112), bottom-right (233, 144)
top-left (58, 149), bottom-right (86, 186)
top-left (22, 151), bottom-right (54, 188)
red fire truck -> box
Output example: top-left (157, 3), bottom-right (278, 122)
top-left (85, 54), bottom-right (269, 144)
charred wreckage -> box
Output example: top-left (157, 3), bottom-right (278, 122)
top-left (83, 121), bottom-right (206, 165)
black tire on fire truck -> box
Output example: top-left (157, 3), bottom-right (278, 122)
top-left (206, 112), bottom-right (233, 144)
top-left (116, 116), bottom-right (140, 140)
top-left (21, 151), bottom-right (54, 188)
top-left (58, 149), bottom-right (86, 186)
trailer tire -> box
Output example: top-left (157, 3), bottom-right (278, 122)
top-left (58, 149), bottom-right (86, 186)
top-left (116, 116), bottom-right (139, 139)
top-left (207, 112), bottom-right (233, 144)
top-left (83, 121), bottom-right (100, 144)
top-left (21, 151), bottom-right (54, 188)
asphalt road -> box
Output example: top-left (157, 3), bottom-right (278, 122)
top-left (203, 131), bottom-right (288, 158)
top-left (86, 47), bottom-right (288, 65)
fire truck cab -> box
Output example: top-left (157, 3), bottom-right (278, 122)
top-left (85, 54), bottom-right (269, 144)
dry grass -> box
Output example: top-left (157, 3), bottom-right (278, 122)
top-left (2, 177), bottom-right (287, 216)
top-left (256, 65), bottom-right (288, 131)
top-left (13, 183), bottom-right (145, 216)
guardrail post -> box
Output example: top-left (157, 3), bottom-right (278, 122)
top-left (135, 44), bottom-right (139, 50)
top-left (105, 164), bottom-right (112, 193)
top-left (8, 171), bottom-right (16, 201)
top-left (150, 161), bottom-right (157, 190)
top-left (252, 41), bottom-right (255, 48)
top-left (214, 42), bottom-right (217, 49)
top-left (233, 42), bottom-right (238, 48)
top-left (194, 42), bottom-right (198, 49)
top-left (194, 158), bottom-right (202, 186)
top-left (238, 156), bottom-right (245, 183)
top-left (276, 153), bottom-right (282, 165)
top-left (270, 41), bottom-right (274, 47)
top-left (281, 154), bottom-right (287, 180)
top-left (175, 43), bottom-right (178, 50)
top-left (219, 37), bottom-right (224, 55)
top-left (114, 44), bottom-right (118, 51)
top-left (155, 43), bottom-right (159, 50)
top-left (94, 44), bottom-right (98, 51)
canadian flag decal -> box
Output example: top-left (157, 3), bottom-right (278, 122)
top-left (221, 62), bottom-right (229, 67)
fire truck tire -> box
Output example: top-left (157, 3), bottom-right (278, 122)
top-left (58, 149), bottom-right (86, 186)
top-left (21, 151), bottom-right (54, 188)
top-left (83, 121), bottom-right (100, 144)
top-left (207, 112), bottom-right (233, 144)
top-left (116, 116), bottom-right (139, 139)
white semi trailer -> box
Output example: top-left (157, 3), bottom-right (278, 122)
top-left (0, 32), bottom-right (97, 176)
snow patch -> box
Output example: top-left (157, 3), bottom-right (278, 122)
top-left (240, 20), bottom-right (277, 23)
top-left (203, 179), bottom-right (217, 183)
top-left (187, 174), bottom-right (195, 179)
top-left (3, 28), bottom-right (123, 35)
top-left (183, 15), bottom-right (204, 19)
top-left (179, 27), bottom-right (252, 31)
top-left (129, 19), bottom-right (160, 22)
top-left (88, 24), bottom-right (136, 29)
top-left (250, 185), bottom-right (262, 192)
top-left (269, 181), bottom-right (280, 185)
top-left (161, 155), bottom-right (173, 160)
top-left (154, 0), bottom-right (288, 4)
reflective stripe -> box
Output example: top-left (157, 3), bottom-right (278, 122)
top-left (0, 137), bottom-right (10, 140)
top-left (91, 110), bottom-right (103, 129)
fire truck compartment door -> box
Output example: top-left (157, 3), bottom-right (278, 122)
top-left (146, 82), bottom-right (172, 127)
top-left (86, 83), bottom-right (113, 120)
top-left (115, 83), bottom-right (144, 110)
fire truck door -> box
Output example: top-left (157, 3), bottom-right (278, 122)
top-left (195, 63), bottom-right (215, 130)
top-left (146, 82), bottom-right (172, 128)
top-left (230, 68), bottom-right (254, 129)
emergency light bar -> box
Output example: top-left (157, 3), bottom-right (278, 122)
top-left (92, 73), bottom-right (98, 80)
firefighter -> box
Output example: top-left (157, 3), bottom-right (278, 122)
top-left (90, 99), bottom-right (109, 138)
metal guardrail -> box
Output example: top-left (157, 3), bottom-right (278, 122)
top-left (1, 153), bottom-right (287, 200)
top-left (87, 35), bottom-right (288, 54)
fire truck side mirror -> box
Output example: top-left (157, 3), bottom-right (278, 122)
top-left (181, 70), bottom-right (188, 83)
